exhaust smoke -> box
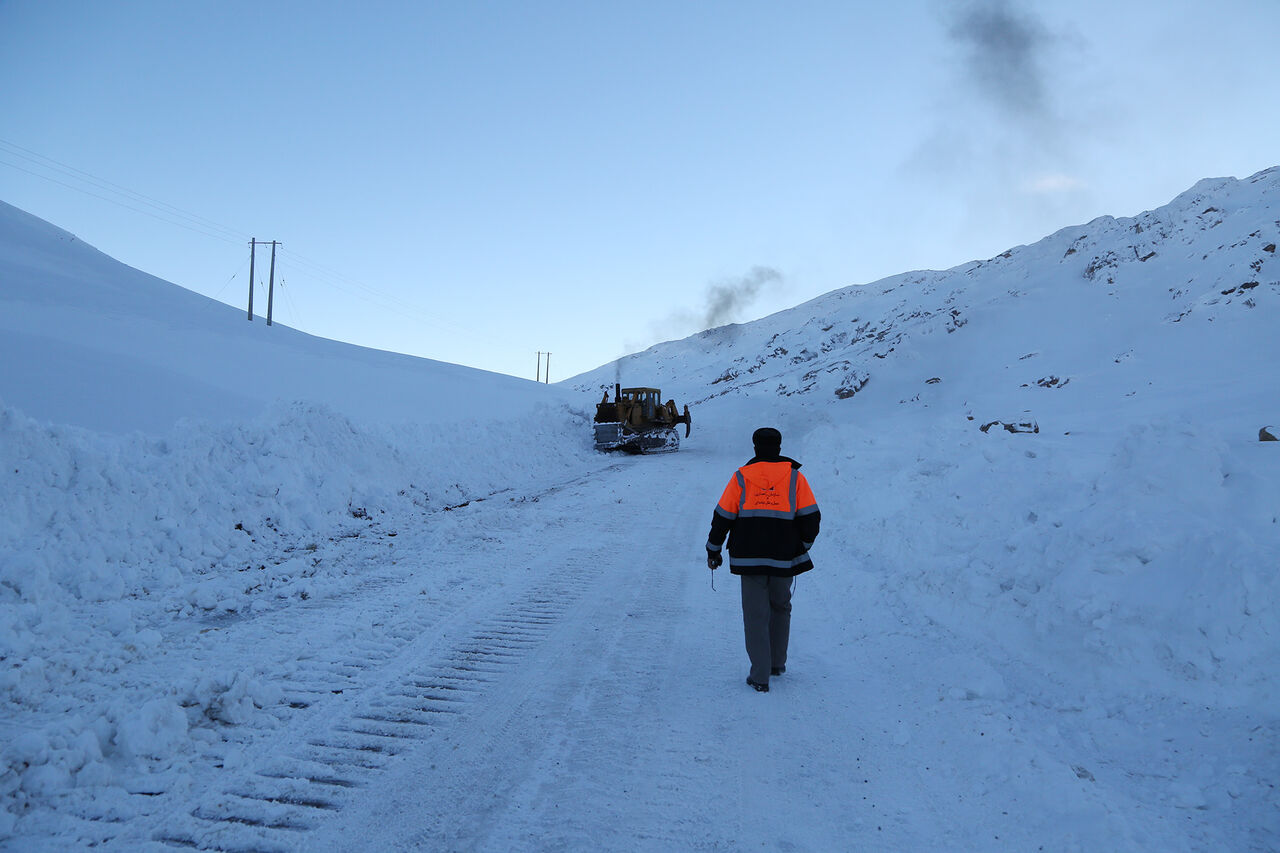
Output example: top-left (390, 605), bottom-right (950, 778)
top-left (702, 266), bottom-right (783, 330)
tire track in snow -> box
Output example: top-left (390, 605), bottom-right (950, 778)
top-left (305, 449), bottom-right (741, 852)
top-left (151, 596), bottom-right (579, 846)
top-left (50, 465), bottom-right (615, 852)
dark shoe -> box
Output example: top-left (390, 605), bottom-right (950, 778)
top-left (746, 677), bottom-right (769, 693)
top-left (771, 666), bottom-right (786, 677)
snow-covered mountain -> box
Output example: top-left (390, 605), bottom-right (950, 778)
top-left (1, 170), bottom-right (1276, 851)
top-left (577, 169), bottom-right (1279, 438)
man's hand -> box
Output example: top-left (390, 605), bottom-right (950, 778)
top-left (706, 549), bottom-right (722, 569)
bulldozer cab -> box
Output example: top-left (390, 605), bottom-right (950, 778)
top-left (619, 388), bottom-right (660, 422)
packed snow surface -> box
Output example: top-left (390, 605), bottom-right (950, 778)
top-left (1, 169), bottom-right (1277, 851)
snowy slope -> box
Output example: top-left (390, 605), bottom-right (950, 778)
top-left (2, 170), bottom-right (1278, 851)
top-left (567, 170), bottom-right (1280, 713)
top-left (0, 200), bottom-right (610, 843)
top-left (0, 200), bottom-right (558, 434)
top-left (574, 170), bottom-right (1279, 436)
top-left (0, 197), bottom-right (599, 689)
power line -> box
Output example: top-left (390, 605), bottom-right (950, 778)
top-left (277, 247), bottom-right (474, 335)
top-left (279, 276), bottom-right (301, 325)
top-left (0, 137), bottom-right (249, 243)
top-left (0, 155), bottom-right (244, 246)
top-left (0, 138), bottom-right (433, 317)
top-left (212, 255), bottom-right (249, 301)
top-left (0, 138), bottom-right (488, 340)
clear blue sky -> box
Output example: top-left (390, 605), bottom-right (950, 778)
top-left (3, 0), bottom-right (1277, 381)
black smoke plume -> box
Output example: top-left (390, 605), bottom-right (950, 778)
top-left (702, 265), bottom-right (782, 330)
top-left (615, 266), bottom-right (784, 379)
top-left (947, 0), bottom-right (1055, 119)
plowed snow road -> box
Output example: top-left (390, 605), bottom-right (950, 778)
top-left (53, 438), bottom-right (1247, 852)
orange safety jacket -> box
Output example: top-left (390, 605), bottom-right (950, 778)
top-left (707, 456), bottom-right (820, 576)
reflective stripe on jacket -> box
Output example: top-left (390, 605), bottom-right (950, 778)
top-left (706, 457), bottom-right (820, 576)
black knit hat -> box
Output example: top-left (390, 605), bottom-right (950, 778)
top-left (752, 427), bottom-right (782, 456)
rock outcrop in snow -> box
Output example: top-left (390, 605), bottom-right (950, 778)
top-left (576, 166), bottom-right (1279, 436)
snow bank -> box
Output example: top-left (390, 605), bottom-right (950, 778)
top-left (0, 398), bottom-right (601, 807)
top-left (802, 417), bottom-right (1279, 709)
top-left (1, 396), bottom-right (599, 623)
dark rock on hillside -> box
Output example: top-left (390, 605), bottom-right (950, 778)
top-left (980, 419), bottom-right (1040, 435)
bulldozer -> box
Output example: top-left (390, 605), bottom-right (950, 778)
top-left (593, 384), bottom-right (692, 453)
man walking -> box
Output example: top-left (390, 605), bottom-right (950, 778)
top-left (706, 427), bottom-right (820, 693)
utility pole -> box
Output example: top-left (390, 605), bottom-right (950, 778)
top-left (247, 238), bottom-right (256, 320)
top-left (247, 238), bottom-right (281, 324)
top-left (266, 240), bottom-right (279, 326)
top-left (536, 351), bottom-right (544, 382)
top-left (544, 352), bottom-right (551, 383)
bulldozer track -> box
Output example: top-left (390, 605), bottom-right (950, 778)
top-left (74, 466), bottom-right (621, 852)
top-left (147, 561), bottom-right (596, 851)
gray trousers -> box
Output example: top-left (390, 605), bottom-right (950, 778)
top-left (740, 574), bottom-right (793, 683)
